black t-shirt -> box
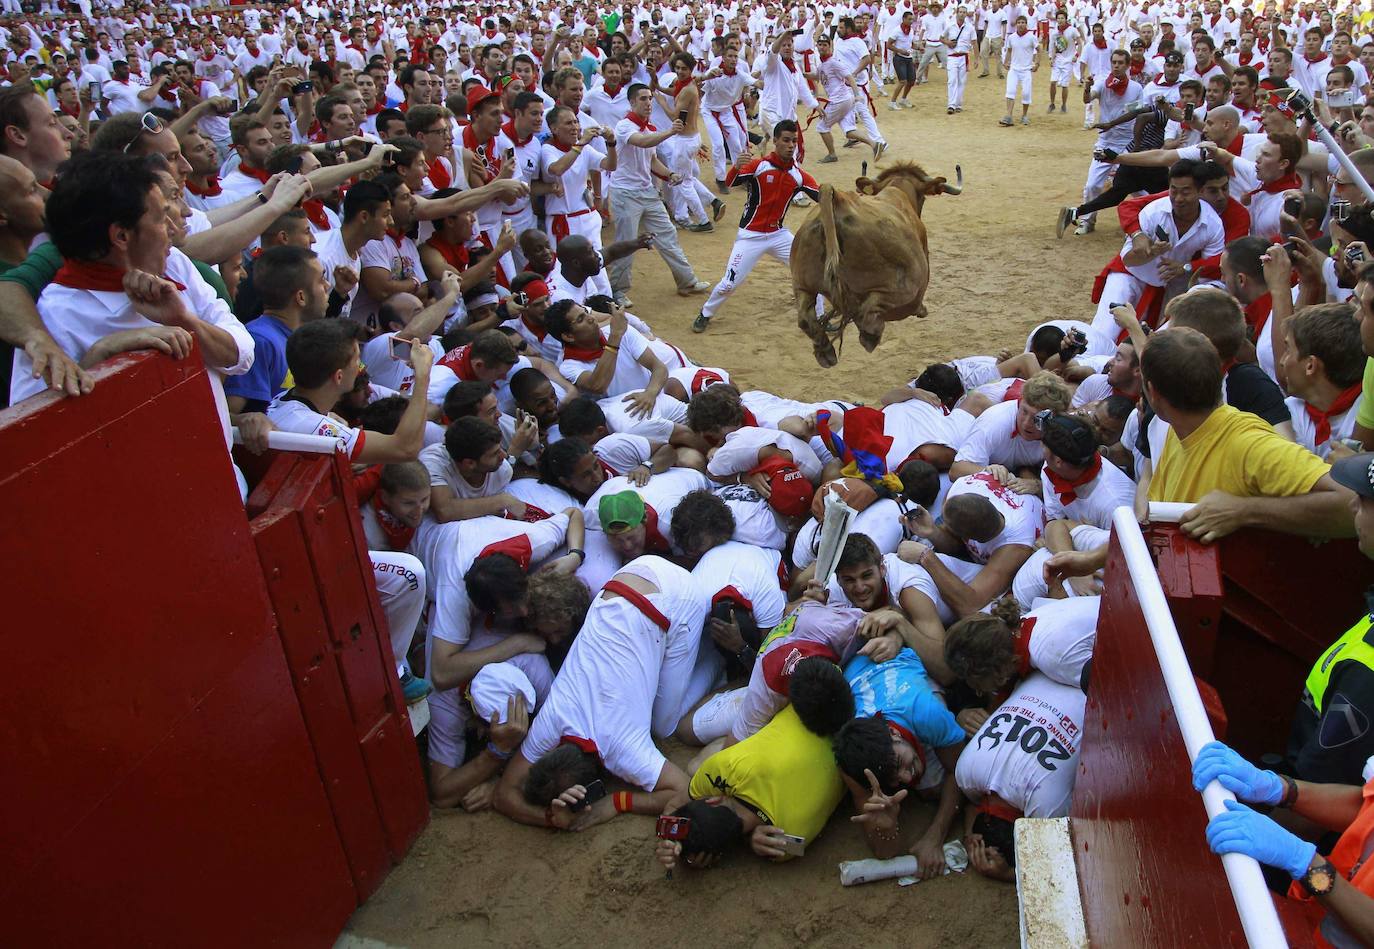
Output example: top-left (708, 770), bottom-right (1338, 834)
top-left (1225, 363), bottom-right (1291, 427)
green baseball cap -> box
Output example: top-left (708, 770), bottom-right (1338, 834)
top-left (599, 490), bottom-right (646, 533)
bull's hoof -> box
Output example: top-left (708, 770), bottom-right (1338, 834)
top-left (859, 329), bottom-right (882, 352)
top-left (813, 338), bottom-right (839, 367)
top-left (916, 303), bottom-right (929, 319)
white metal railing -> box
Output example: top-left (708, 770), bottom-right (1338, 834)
top-left (231, 429), bottom-right (342, 454)
top-left (1113, 505), bottom-right (1287, 949)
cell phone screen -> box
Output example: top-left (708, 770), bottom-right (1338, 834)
top-left (571, 779), bottom-right (606, 812)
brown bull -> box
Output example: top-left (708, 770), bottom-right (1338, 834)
top-left (790, 161), bottom-right (963, 367)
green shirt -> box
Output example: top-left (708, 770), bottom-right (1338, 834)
top-left (1359, 357), bottom-right (1374, 430)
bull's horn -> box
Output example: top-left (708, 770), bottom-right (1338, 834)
top-left (942, 165), bottom-right (964, 195)
top-left (861, 160), bottom-right (868, 178)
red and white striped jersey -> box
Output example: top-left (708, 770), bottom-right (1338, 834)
top-left (725, 153), bottom-right (820, 233)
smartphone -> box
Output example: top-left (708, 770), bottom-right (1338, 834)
top-left (656, 815), bottom-right (692, 840)
top-left (570, 778), bottom-right (607, 812)
top-left (1109, 301), bottom-right (1127, 309)
top-left (1346, 244), bottom-right (1366, 266)
top-left (388, 336), bottom-right (413, 363)
top-left (1340, 437), bottom-right (1366, 452)
top-left (1153, 224), bottom-right (1168, 241)
top-left (292, 80), bottom-right (313, 94)
top-left (504, 147), bottom-right (515, 160)
top-left (88, 80), bottom-right (98, 97)
top-left (1183, 102), bottom-right (1195, 120)
top-left (1283, 195), bottom-right (1302, 217)
top-left (512, 290), bottom-right (529, 306)
top-left (1283, 238), bottom-right (1300, 254)
top-left (286, 154), bottom-right (305, 174)
top-left (790, 27), bottom-right (805, 35)
top-left (678, 109), bottom-right (688, 123)
top-left (779, 833), bottom-right (807, 857)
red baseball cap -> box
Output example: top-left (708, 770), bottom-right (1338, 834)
top-left (466, 84), bottom-right (500, 115)
top-left (752, 455), bottom-right (814, 519)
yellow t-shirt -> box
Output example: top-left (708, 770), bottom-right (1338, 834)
top-left (689, 705), bottom-right (844, 848)
top-left (1149, 404), bottom-right (1330, 503)
top-left (1357, 357), bottom-right (1374, 430)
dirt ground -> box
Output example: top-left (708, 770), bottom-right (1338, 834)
top-left (341, 66), bottom-right (1119, 949)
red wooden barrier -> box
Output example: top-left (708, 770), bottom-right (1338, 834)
top-left (0, 349), bottom-right (426, 946)
top-left (1071, 521), bottom-right (1374, 946)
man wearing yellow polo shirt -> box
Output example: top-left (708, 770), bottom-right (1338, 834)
top-left (654, 660), bottom-right (853, 871)
top-left (1139, 326), bottom-right (1354, 544)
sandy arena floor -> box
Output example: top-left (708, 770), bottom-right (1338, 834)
top-left (341, 64), bottom-right (1119, 949)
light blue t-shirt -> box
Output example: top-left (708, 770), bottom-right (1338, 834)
top-left (846, 648), bottom-right (964, 750)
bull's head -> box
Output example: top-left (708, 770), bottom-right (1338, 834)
top-left (854, 162), bottom-right (964, 212)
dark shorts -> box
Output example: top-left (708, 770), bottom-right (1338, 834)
top-left (894, 54), bottom-right (916, 81)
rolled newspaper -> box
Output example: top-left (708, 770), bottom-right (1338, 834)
top-left (813, 485), bottom-right (857, 587)
top-left (838, 855), bottom-right (918, 886)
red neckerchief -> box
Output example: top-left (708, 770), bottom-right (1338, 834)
top-left (820, 52), bottom-right (832, 61)
top-left (1225, 132), bottom-right (1245, 156)
top-left (1128, 59), bottom-right (1145, 76)
top-left (1210, 12), bottom-right (1222, 26)
top-left (1002, 378), bottom-right (1027, 404)
top-left (781, 56), bottom-right (796, 72)
top-left (559, 734), bottom-right (602, 760)
top-left (601, 82), bottom-right (623, 98)
top-left (1093, 36), bottom-right (1107, 48)
top-left (562, 336), bottom-right (607, 361)
top-left (1105, 73), bottom-right (1129, 95)
top-left (520, 312), bottom-right (547, 340)
top-left (1011, 615), bottom-right (1037, 677)
top-left (366, 101), bottom-right (384, 116)
top-left (1154, 75), bottom-right (1178, 87)
top-left (583, 40), bottom-right (600, 55)
top-left (438, 343), bottom-right (476, 379)
top-left (1334, 54), bottom-right (1353, 65)
top-left (1044, 454), bottom-right (1102, 507)
top-left (238, 162), bottom-right (271, 184)
top-left (385, 229), bottom-right (407, 252)
top-left (721, 64), bottom-right (736, 76)
top-left (1305, 51), bottom-right (1329, 63)
top-left (669, 76), bottom-right (693, 96)
top-left (427, 234), bottom-right (469, 269)
top-left (58, 101), bottom-right (83, 118)
top-left (1244, 172), bottom-right (1301, 205)
top-left (901, 22), bottom-right (912, 34)
top-left (1306, 382), bottom-right (1363, 444)
top-left (427, 155), bottom-right (451, 189)
top-left (246, 45), bottom-right (259, 56)
top-left (53, 259), bottom-right (185, 292)
top-left (603, 578), bottom-right (670, 629)
top-left (625, 110), bottom-right (655, 131)
top-left (1246, 292), bottom-right (1275, 334)
top-left (1238, 50), bottom-right (1254, 64)
top-left (200, 49), bottom-right (217, 62)
top-left (186, 175), bottom-right (222, 197)
top-left (741, 407), bottom-right (760, 428)
top-left (371, 500), bottom-right (416, 549)
top-left (501, 119), bottom-right (532, 147)
top-left (302, 198), bottom-right (331, 231)
top-left (461, 123), bottom-right (501, 181)
top-left (549, 135), bottom-right (574, 152)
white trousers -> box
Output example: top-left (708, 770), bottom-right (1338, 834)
top-left (1080, 158), bottom-right (1116, 225)
top-left (369, 550), bottom-right (426, 676)
top-left (1091, 271), bottom-right (1145, 339)
top-left (702, 229), bottom-right (793, 319)
top-left (661, 134), bottom-right (710, 224)
top-left (704, 106), bottom-right (748, 182)
top-left (947, 53), bottom-right (969, 107)
top-left (853, 85), bottom-right (885, 143)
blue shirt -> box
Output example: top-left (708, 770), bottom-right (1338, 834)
top-left (846, 648), bottom-right (964, 750)
top-left (223, 314), bottom-right (291, 412)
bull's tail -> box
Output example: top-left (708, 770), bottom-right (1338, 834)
top-left (819, 184), bottom-right (842, 296)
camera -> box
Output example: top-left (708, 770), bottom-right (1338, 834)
top-left (1327, 88), bottom-right (1362, 108)
top-left (656, 815), bottom-right (692, 840)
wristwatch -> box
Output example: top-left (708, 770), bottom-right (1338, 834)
top-left (1300, 856), bottom-right (1337, 897)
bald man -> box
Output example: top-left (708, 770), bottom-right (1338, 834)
top-left (0, 154), bottom-right (46, 270)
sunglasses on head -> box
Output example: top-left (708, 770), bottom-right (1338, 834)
top-left (122, 111), bottom-right (164, 153)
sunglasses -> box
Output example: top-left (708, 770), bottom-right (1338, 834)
top-left (122, 111), bottom-right (164, 153)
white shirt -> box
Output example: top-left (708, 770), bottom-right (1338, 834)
top-left (610, 115), bottom-right (662, 191)
top-left (793, 498), bottom-right (905, 570)
top-left (953, 399), bottom-right (1046, 471)
top-left (1004, 29), bottom-right (1039, 69)
top-left (265, 393), bottom-right (366, 458)
top-left (520, 555), bottom-right (709, 789)
top-left (314, 228), bottom-right (362, 321)
top-left (1020, 595), bottom-right (1100, 687)
top-left (1287, 394), bottom-right (1362, 459)
top-left (944, 473), bottom-right (1044, 563)
top-left (557, 325), bottom-right (655, 397)
top-left (353, 233), bottom-right (425, 330)
top-left (1040, 452), bottom-right (1136, 528)
top-left (583, 468), bottom-right (713, 539)
top-left (956, 672), bottom-right (1086, 818)
top-left (714, 482), bottom-right (791, 550)
top-left (592, 432), bottom-right (654, 475)
top-left (418, 441), bottom-right (514, 498)
top-left (708, 426), bottom-right (823, 482)
top-left (884, 401), bottom-right (977, 469)
top-left (692, 540), bottom-right (787, 628)
top-left (101, 75), bottom-right (147, 115)
top-left (1092, 76), bottom-right (1144, 150)
top-left (1120, 194), bottom-right (1225, 285)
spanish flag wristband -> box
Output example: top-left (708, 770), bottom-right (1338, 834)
top-left (613, 791), bottom-right (634, 813)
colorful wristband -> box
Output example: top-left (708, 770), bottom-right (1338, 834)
top-left (613, 791), bottom-right (634, 813)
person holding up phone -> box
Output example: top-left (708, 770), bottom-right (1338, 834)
top-left (649, 52), bottom-right (726, 233)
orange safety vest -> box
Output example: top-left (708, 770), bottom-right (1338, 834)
top-left (1289, 774), bottom-right (1374, 947)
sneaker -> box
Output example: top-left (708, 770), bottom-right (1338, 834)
top-left (889, 101), bottom-right (902, 111)
top-left (1083, 121), bottom-right (1094, 130)
top-left (819, 153), bottom-right (839, 162)
top-left (614, 295), bottom-right (635, 309)
top-left (998, 116), bottom-right (1013, 126)
top-left (685, 221), bottom-right (714, 233)
top-left (1047, 102), bottom-right (1055, 113)
top-left (1060, 104), bottom-right (1067, 113)
top-left (955, 107), bottom-right (963, 113)
top-left (978, 70), bottom-right (990, 77)
top-left (901, 100), bottom-right (914, 108)
top-left (793, 193), bottom-right (813, 207)
top-left (715, 179), bottom-right (730, 195)
top-left (692, 311), bottom-right (711, 333)
top-left (873, 140), bottom-right (887, 160)
top-left (1021, 116), bottom-right (1029, 125)
top-left (677, 280), bottom-right (711, 296)
top-left (400, 671), bottom-right (432, 704)
top-left (1074, 219), bottom-right (1094, 236)
top-left (843, 138), bottom-right (860, 148)
top-left (711, 198), bottom-right (727, 221)
top-left (946, 106), bottom-right (955, 114)
top-left (1056, 206), bottom-right (1077, 239)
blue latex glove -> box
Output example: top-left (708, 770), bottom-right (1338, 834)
top-left (1206, 800), bottom-right (1318, 880)
top-left (1192, 741), bottom-right (1285, 806)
